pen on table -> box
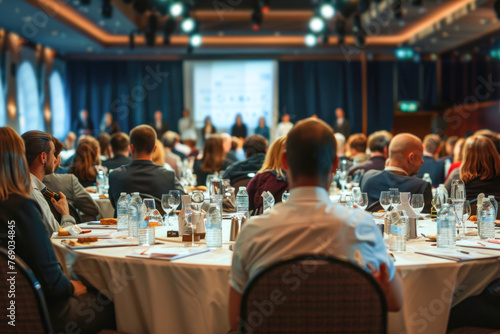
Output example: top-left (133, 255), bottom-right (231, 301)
top-left (457, 249), bottom-right (469, 254)
top-left (477, 241), bottom-right (486, 247)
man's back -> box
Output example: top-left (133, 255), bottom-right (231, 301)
top-left (347, 156), bottom-right (386, 176)
top-left (223, 153), bottom-right (266, 182)
top-left (102, 154), bottom-right (132, 171)
top-left (230, 187), bottom-right (395, 293)
top-left (416, 156), bottom-right (445, 187)
top-left (109, 160), bottom-right (184, 208)
top-left (360, 170), bottom-right (432, 212)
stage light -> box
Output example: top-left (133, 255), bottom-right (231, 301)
top-left (133, 0), bottom-right (149, 14)
top-left (145, 14), bottom-right (158, 47)
top-left (163, 18), bottom-right (176, 45)
top-left (309, 16), bottom-right (325, 33)
top-left (169, 2), bottom-right (185, 18)
top-left (190, 33), bottom-right (202, 47)
top-left (320, 2), bottom-right (335, 20)
top-left (102, 0), bottom-right (113, 18)
top-left (181, 17), bottom-right (196, 33)
top-left (335, 18), bottom-right (346, 44)
top-left (495, 0), bottom-right (500, 19)
top-left (304, 33), bottom-right (317, 47)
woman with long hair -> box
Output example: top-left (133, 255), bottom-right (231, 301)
top-left (445, 138), bottom-right (465, 181)
top-left (193, 135), bottom-right (232, 186)
top-left (69, 136), bottom-right (102, 187)
top-left (0, 126), bottom-right (115, 332)
top-left (246, 135), bottom-right (288, 214)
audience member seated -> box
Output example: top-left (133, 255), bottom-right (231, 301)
top-left (228, 119), bottom-right (403, 331)
top-left (44, 138), bottom-right (101, 220)
top-left (274, 113), bottom-right (293, 140)
top-left (21, 130), bottom-right (76, 235)
top-left (334, 132), bottom-right (352, 167)
top-left (222, 135), bottom-right (268, 184)
top-left (172, 132), bottom-right (191, 160)
top-left (152, 139), bottom-right (176, 174)
top-left (99, 112), bottom-right (120, 135)
top-left (254, 117), bottom-right (270, 141)
top-left (161, 131), bottom-right (183, 178)
top-left (348, 130), bottom-right (390, 177)
top-left (221, 133), bottom-right (238, 164)
top-left (445, 138), bottom-right (465, 181)
top-left (438, 136), bottom-right (458, 171)
top-left (69, 136), bottom-right (102, 188)
top-left (346, 133), bottom-right (369, 165)
top-left (231, 114), bottom-right (247, 139)
top-left (98, 132), bottom-right (111, 161)
top-left (109, 125), bottom-right (185, 209)
top-left (475, 129), bottom-right (500, 154)
top-left (102, 132), bottom-right (132, 171)
top-left (416, 134), bottom-right (445, 187)
top-left (445, 135), bottom-right (500, 200)
top-left (151, 110), bottom-right (169, 139)
top-left (193, 135), bottom-right (232, 186)
top-left (360, 133), bottom-right (432, 213)
top-left (0, 126), bottom-right (116, 333)
top-left (246, 136), bottom-right (288, 215)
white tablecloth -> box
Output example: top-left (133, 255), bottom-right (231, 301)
top-left (52, 219), bottom-right (500, 334)
top-left (89, 193), bottom-right (115, 218)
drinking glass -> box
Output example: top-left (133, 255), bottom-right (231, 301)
top-left (451, 180), bottom-right (466, 239)
top-left (411, 194), bottom-right (424, 217)
top-left (168, 190), bottom-right (181, 225)
top-left (161, 194), bottom-right (173, 226)
top-left (186, 191), bottom-right (204, 247)
top-left (338, 170), bottom-right (347, 193)
top-left (458, 200), bottom-right (471, 239)
top-left (380, 191), bottom-right (391, 216)
top-left (143, 198), bottom-right (155, 213)
top-left (356, 193), bottom-right (368, 211)
top-left (281, 191), bottom-right (290, 203)
top-left (206, 174), bottom-right (217, 189)
top-left (346, 175), bottom-right (353, 191)
top-left (352, 187), bottom-right (361, 204)
top-left (389, 188), bottom-right (400, 211)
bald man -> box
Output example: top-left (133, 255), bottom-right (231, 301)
top-left (359, 133), bottom-right (432, 212)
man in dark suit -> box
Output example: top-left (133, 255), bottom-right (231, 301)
top-left (151, 110), bottom-right (169, 140)
top-left (222, 135), bottom-right (268, 184)
top-left (333, 108), bottom-right (351, 139)
top-left (360, 133), bottom-right (432, 213)
top-left (416, 134), bottom-right (445, 187)
top-left (108, 125), bottom-right (185, 209)
top-left (348, 131), bottom-right (391, 176)
top-left (72, 109), bottom-right (94, 136)
top-left (103, 132), bottom-right (132, 171)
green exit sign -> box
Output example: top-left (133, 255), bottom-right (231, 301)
top-left (398, 101), bottom-right (419, 113)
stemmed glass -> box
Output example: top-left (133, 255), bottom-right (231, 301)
top-left (161, 194), bottom-right (173, 226)
top-left (389, 188), bottom-right (400, 212)
top-left (380, 191), bottom-right (391, 217)
top-left (451, 180), bottom-right (466, 239)
top-left (168, 190), bottom-right (181, 226)
top-left (338, 170), bottom-right (347, 193)
top-left (352, 187), bottom-right (361, 204)
top-left (411, 194), bottom-right (424, 218)
top-left (460, 200), bottom-right (471, 239)
top-left (185, 191), bottom-right (204, 247)
top-left (355, 193), bottom-right (369, 211)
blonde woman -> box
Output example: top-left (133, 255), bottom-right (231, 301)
top-left (246, 136), bottom-right (288, 214)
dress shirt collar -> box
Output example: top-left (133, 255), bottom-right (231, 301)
top-left (30, 173), bottom-right (45, 191)
top-left (384, 166), bottom-right (409, 176)
top-left (288, 186), bottom-right (330, 204)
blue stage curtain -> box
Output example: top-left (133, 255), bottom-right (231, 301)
top-left (397, 61), bottom-right (438, 110)
top-left (66, 61), bottom-right (184, 135)
top-left (279, 61), bottom-right (363, 134)
top-left (367, 61), bottom-right (394, 134)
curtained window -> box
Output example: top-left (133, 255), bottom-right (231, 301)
top-left (50, 71), bottom-right (67, 139)
top-left (17, 62), bottom-right (43, 132)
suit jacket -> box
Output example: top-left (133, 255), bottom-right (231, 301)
top-left (109, 159), bottom-right (185, 209)
top-left (43, 173), bottom-right (101, 218)
top-left (333, 119), bottom-right (351, 138)
top-left (102, 154), bottom-right (132, 171)
top-left (416, 156), bottom-right (445, 187)
top-left (222, 153), bottom-right (266, 183)
top-left (360, 169), bottom-right (433, 213)
top-left (348, 156), bottom-right (386, 177)
top-left (151, 121), bottom-right (169, 139)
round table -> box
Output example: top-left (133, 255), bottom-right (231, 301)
top-left (52, 218), bottom-right (500, 334)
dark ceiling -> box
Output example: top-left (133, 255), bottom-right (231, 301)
top-left (0, 0), bottom-right (498, 58)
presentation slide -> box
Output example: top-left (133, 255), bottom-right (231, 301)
top-left (185, 60), bottom-right (278, 135)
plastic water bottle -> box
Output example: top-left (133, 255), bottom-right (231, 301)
top-left (422, 173), bottom-right (432, 186)
top-left (488, 195), bottom-right (498, 219)
top-left (437, 204), bottom-right (456, 248)
top-left (206, 204), bottom-right (222, 248)
top-left (236, 187), bottom-right (249, 219)
top-left (479, 198), bottom-right (495, 240)
top-left (117, 192), bottom-right (129, 232)
top-left (128, 192), bottom-right (142, 238)
top-left (96, 170), bottom-right (105, 195)
top-left (389, 211), bottom-right (406, 252)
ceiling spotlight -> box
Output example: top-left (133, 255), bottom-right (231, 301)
top-left (181, 17), bottom-right (196, 33)
top-left (190, 33), bottom-right (202, 47)
top-left (335, 19), bottom-right (346, 44)
top-left (320, 3), bottom-right (335, 20)
top-left (133, 0), bottom-right (149, 14)
top-left (304, 33), bottom-right (317, 47)
top-left (309, 16), bottom-right (325, 33)
top-left (169, 2), bottom-right (185, 18)
top-left (495, 0), bottom-right (500, 19)
top-left (163, 18), bottom-right (176, 45)
top-left (102, 0), bottom-right (113, 18)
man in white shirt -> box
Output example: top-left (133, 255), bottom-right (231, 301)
top-left (228, 118), bottom-right (403, 331)
top-left (274, 113), bottom-right (293, 140)
top-left (178, 109), bottom-right (197, 142)
top-left (21, 131), bottom-right (75, 236)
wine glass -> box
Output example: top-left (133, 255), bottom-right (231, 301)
top-left (143, 198), bottom-right (155, 215)
top-left (389, 188), bottom-right (400, 212)
top-left (451, 180), bottom-right (466, 239)
top-left (356, 193), bottom-right (368, 211)
top-left (168, 190), bottom-right (181, 226)
top-left (338, 170), bottom-right (347, 193)
top-left (411, 194), bottom-right (424, 218)
top-left (281, 191), bottom-right (290, 203)
top-left (161, 194), bottom-right (173, 226)
top-left (380, 191), bottom-right (391, 215)
top-left (186, 191), bottom-right (204, 247)
top-left (352, 187), bottom-right (361, 204)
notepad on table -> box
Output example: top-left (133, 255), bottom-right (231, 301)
top-left (415, 248), bottom-right (500, 262)
top-left (127, 246), bottom-right (210, 261)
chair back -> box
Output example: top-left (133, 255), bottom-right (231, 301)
top-left (0, 248), bottom-right (53, 333)
top-left (139, 193), bottom-right (166, 216)
top-left (232, 176), bottom-right (252, 190)
top-left (240, 255), bottom-right (387, 334)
